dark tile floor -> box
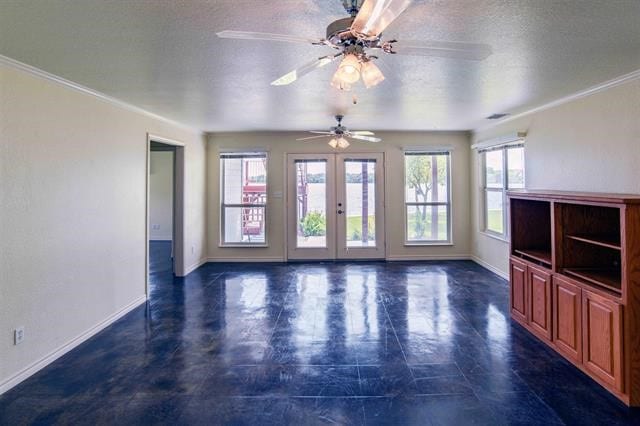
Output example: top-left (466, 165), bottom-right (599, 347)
top-left (2, 242), bottom-right (640, 425)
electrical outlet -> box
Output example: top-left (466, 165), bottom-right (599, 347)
top-left (14, 327), bottom-right (25, 345)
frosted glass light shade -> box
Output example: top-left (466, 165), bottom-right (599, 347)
top-left (361, 60), bottom-right (385, 88)
top-left (328, 138), bottom-right (338, 148)
top-left (334, 54), bottom-right (361, 84)
top-left (337, 137), bottom-right (350, 149)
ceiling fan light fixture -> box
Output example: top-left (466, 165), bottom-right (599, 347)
top-left (331, 73), bottom-right (353, 91)
top-left (361, 60), bottom-right (385, 88)
top-left (334, 54), bottom-right (361, 84)
top-left (328, 138), bottom-right (339, 148)
top-left (337, 137), bottom-right (350, 149)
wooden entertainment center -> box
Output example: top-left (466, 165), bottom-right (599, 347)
top-left (507, 190), bottom-right (640, 406)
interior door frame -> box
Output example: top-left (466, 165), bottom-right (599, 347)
top-left (145, 133), bottom-right (186, 299)
top-left (336, 152), bottom-right (385, 259)
top-left (285, 152), bottom-right (385, 261)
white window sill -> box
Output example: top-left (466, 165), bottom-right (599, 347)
top-left (219, 244), bottom-right (269, 248)
top-left (404, 242), bottom-right (454, 247)
top-left (479, 231), bottom-right (508, 243)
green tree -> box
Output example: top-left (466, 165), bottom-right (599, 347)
top-left (405, 155), bottom-right (447, 239)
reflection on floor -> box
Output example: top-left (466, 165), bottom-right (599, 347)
top-left (149, 240), bottom-right (173, 275)
top-left (1, 260), bottom-right (639, 424)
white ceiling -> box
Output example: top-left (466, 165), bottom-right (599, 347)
top-left (1, 0), bottom-right (639, 132)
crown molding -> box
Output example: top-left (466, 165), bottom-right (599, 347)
top-left (0, 54), bottom-right (201, 134)
top-left (475, 68), bottom-right (640, 132)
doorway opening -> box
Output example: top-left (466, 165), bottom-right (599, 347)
top-left (146, 135), bottom-right (185, 298)
top-left (286, 153), bottom-right (385, 261)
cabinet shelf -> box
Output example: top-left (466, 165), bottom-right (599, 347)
top-left (566, 234), bottom-right (621, 250)
top-left (514, 249), bottom-right (552, 267)
top-left (563, 268), bottom-right (621, 295)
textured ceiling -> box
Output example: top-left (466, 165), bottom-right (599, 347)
top-left (1, 0), bottom-right (639, 132)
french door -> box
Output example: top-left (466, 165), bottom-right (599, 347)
top-left (287, 153), bottom-right (385, 260)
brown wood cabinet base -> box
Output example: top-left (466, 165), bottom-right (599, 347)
top-left (507, 190), bottom-right (640, 407)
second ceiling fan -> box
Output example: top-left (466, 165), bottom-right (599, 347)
top-left (217, 0), bottom-right (492, 90)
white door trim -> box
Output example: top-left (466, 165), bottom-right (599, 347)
top-left (285, 152), bottom-right (385, 261)
top-left (336, 152), bottom-right (386, 260)
top-left (146, 133), bottom-right (186, 299)
top-left (286, 153), bottom-right (337, 260)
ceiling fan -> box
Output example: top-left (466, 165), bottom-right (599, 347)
top-left (217, 0), bottom-right (492, 90)
top-left (297, 115), bottom-right (381, 149)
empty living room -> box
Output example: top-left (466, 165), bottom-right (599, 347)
top-left (1, 0), bottom-right (640, 424)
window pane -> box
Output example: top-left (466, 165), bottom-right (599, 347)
top-left (345, 160), bottom-right (376, 247)
top-left (485, 190), bottom-right (504, 234)
top-left (485, 150), bottom-right (504, 188)
top-left (406, 205), bottom-right (448, 242)
top-left (296, 160), bottom-right (327, 248)
top-left (507, 147), bottom-right (525, 189)
top-left (222, 156), bottom-right (267, 205)
top-left (405, 154), bottom-right (449, 203)
top-left (223, 206), bottom-right (266, 243)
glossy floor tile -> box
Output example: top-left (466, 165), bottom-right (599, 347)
top-left (2, 244), bottom-right (640, 425)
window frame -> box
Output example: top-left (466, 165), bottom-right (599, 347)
top-left (403, 150), bottom-right (453, 246)
top-left (481, 144), bottom-right (525, 240)
top-left (219, 151), bottom-right (269, 247)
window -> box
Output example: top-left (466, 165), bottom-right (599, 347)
top-left (220, 152), bottom-right (268, 245)
top-left (404, 151), bottom-right (451, 244)
top-left (482, 144), bottom-right (524, 237)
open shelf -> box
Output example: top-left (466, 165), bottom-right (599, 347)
top-left (563, 267), bottom-right (622, 294)
top-left (514, 249), bottom-right (552, 267)
top-left (566, 234), bottom-right (621, 250)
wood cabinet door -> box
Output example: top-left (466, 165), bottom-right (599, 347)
top-left (552, 275), bottom-right (582, 363)
top-left (527, 264), bottom-right (552, 341)
top-left (582, 290), bottom-right (624, 392)
top-left (509, 257), bottom-right (528, 324)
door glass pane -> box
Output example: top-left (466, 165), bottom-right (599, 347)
top-left (406, 205), bottom-right (448, 241)
top-left (507, 147), bottom-right (525, 189)
top-left (485, 190), bottom-right (504, 234)
top-left (224, 206), bottom-right (266, 243)
top-left (345, 160), bottom-right (376, 247)
top-left (296, 160), bottom-right (327, 248)
top-left (485, 150), bottom-right (504, 188)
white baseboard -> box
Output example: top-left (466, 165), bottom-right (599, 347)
top-left (206, 257), bottom-right (285, 263)
top-left (471, 255), bottom-right (509, 279)
top-left (0, 295), bottom-right (147, 395)
top-left (385, 254), bottom-right (471, 261)
top-left (184, 257), bottom-right (208, 275)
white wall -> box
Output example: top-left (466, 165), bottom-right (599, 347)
top-left (149, 151), bottom-right (174, 240)
top-left (207, 131), bottom-right (471, 261)
top-left (471, 79), bottom-right (640, 275)
top-left (0, 63), bottom-right (207, 392)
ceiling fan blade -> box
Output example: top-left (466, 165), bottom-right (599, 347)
top-left (271, 54), bottom-right (341, 86)
top-left (216, 30), bottom-right (320, 45)
top-left (351, 0), bottom-right (412, 38)
top-left (309, 131), bottom-right (334, 134)
top-left (296, 135), bottom-right (333, 141)
top-left (349, 131), bottom-right (376, 136)
top-left (389, 39), bottom-right (493, 60)
top-left (349, 134), bottom-right (382, 143)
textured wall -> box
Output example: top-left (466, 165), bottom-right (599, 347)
top-left (207, 131), bottom-right (472, 261)
top-left (149, 151), bottom-right (174, 240)
top-left (0, 64), bottom-right (207, 390)
top-left (471, 79), bottom-right (640, 275)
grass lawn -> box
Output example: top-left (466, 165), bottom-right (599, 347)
top-left (346, 215), bottom-right (375, 240)
top-left (407, 211), bottom-right (448, 241)
top-left (486, 209), bottom-right (504, 233)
